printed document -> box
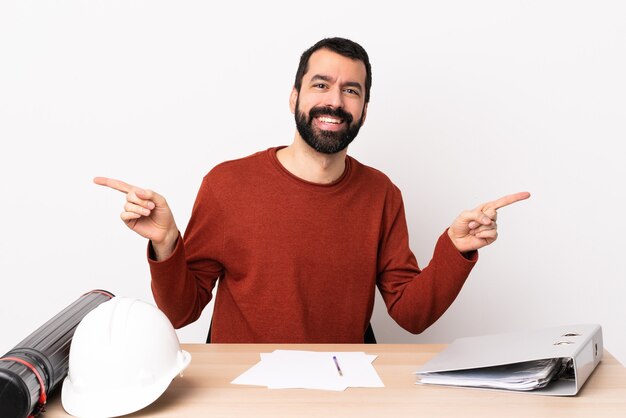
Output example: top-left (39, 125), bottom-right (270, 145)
top-left (232, 350), bottom-right (384, 391)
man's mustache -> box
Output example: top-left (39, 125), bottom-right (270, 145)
top-left (308, 106), bottom-right (353, 125)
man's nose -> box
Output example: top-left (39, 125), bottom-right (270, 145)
top-left (323, 86), bottom-right (344, 109)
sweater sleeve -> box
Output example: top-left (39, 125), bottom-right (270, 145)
top-left (148, 177), bottom-right (224, 328)
top-left (376, 185), bottom-right (477, 334)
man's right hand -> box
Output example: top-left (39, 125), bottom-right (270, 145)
top-left (93, 177), bottom-right (179, 260)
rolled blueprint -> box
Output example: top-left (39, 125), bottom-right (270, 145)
top-left (0, 289), bottom-right (114, 418)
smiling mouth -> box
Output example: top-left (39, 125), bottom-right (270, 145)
top-left (316, 116), bottom-right (344, 125)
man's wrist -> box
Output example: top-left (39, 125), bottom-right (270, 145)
top-left (446, 227), bottom-right (474, 258)
top-left (151, 231), bottom-right (179, 261)
top-left (447, 227), bottom-right (461, 250)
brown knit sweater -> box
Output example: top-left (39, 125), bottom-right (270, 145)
top-left (149, 147), bottom-right (477, 343)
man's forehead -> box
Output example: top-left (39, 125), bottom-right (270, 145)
top-left (304, 49), bottom-right (367, 83)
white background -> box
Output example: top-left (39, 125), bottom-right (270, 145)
top-left (1, 1), bottom-right (624, 365)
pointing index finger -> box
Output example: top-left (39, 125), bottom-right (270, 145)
top-left (93, 177), bottom-right (133, 194)
top-left (486, 191), bottom-right (531, 211)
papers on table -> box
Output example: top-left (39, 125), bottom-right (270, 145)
top-left (231, 350), bottom-right (384, 391)
top-left (415, 358), bottom-right (571, 391)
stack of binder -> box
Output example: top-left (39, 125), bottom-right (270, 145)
top-left (414, 324), bottom-right (603, 395)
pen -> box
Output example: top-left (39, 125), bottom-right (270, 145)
top-left (333, 355), bottom-right (343, 376)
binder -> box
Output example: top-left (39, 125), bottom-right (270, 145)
top-left (414, 324), bottom-right (603, 396)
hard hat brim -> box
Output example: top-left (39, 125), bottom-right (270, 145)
top-left (61, 349), bottom-right (191, 418)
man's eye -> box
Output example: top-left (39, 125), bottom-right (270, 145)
top-left (313, 83), bottom-right (327, 89)
top-left (344, 88), bottom-right (360, 96)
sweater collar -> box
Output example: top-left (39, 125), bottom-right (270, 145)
top-left (266, 146), bottom-right (353, 191)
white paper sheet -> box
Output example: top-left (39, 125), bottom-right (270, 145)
top-left (415, 358), bottom-right (567, 391)
top-left (231, 350), bottom-right (384, 391)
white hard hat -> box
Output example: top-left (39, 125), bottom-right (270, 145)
top-left (61, 297), bottom-right (191, 418)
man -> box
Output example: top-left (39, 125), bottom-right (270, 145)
top-left (95, 37), bottom-right (529, 343)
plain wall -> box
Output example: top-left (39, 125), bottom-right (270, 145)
top-left (1, 1), bottom-right (624, 365)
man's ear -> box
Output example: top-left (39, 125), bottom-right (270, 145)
top-left (289, 87), bottom-right (298, 114)
top-left (361, 103), bottom-right (368, 125)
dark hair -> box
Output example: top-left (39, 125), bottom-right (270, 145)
top-left (294, 37), bottom-right (372, 103)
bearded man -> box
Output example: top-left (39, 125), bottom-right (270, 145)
top-left (95, 37), bottom-right (529, 343)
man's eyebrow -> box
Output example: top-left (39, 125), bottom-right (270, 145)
top-left (343, 81), bottom-right (363, 91)
top-left (310, 74), bottom-right (363, 91)
top-left (310, 74), bottom-right (333, 83)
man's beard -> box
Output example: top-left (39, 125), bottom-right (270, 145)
top-left (295, 99), bottom-right (364, 154)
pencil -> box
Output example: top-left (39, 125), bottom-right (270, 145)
top-left (333, 355), bottom-right (343, 376)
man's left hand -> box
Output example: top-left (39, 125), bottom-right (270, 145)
top-left (448, 192), bottom-right (531, 253)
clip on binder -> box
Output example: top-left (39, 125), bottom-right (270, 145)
top-left (415, 324), bottom-right (603, 396)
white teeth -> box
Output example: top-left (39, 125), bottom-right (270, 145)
top-left (318, 116), bottom-right (342, 124)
